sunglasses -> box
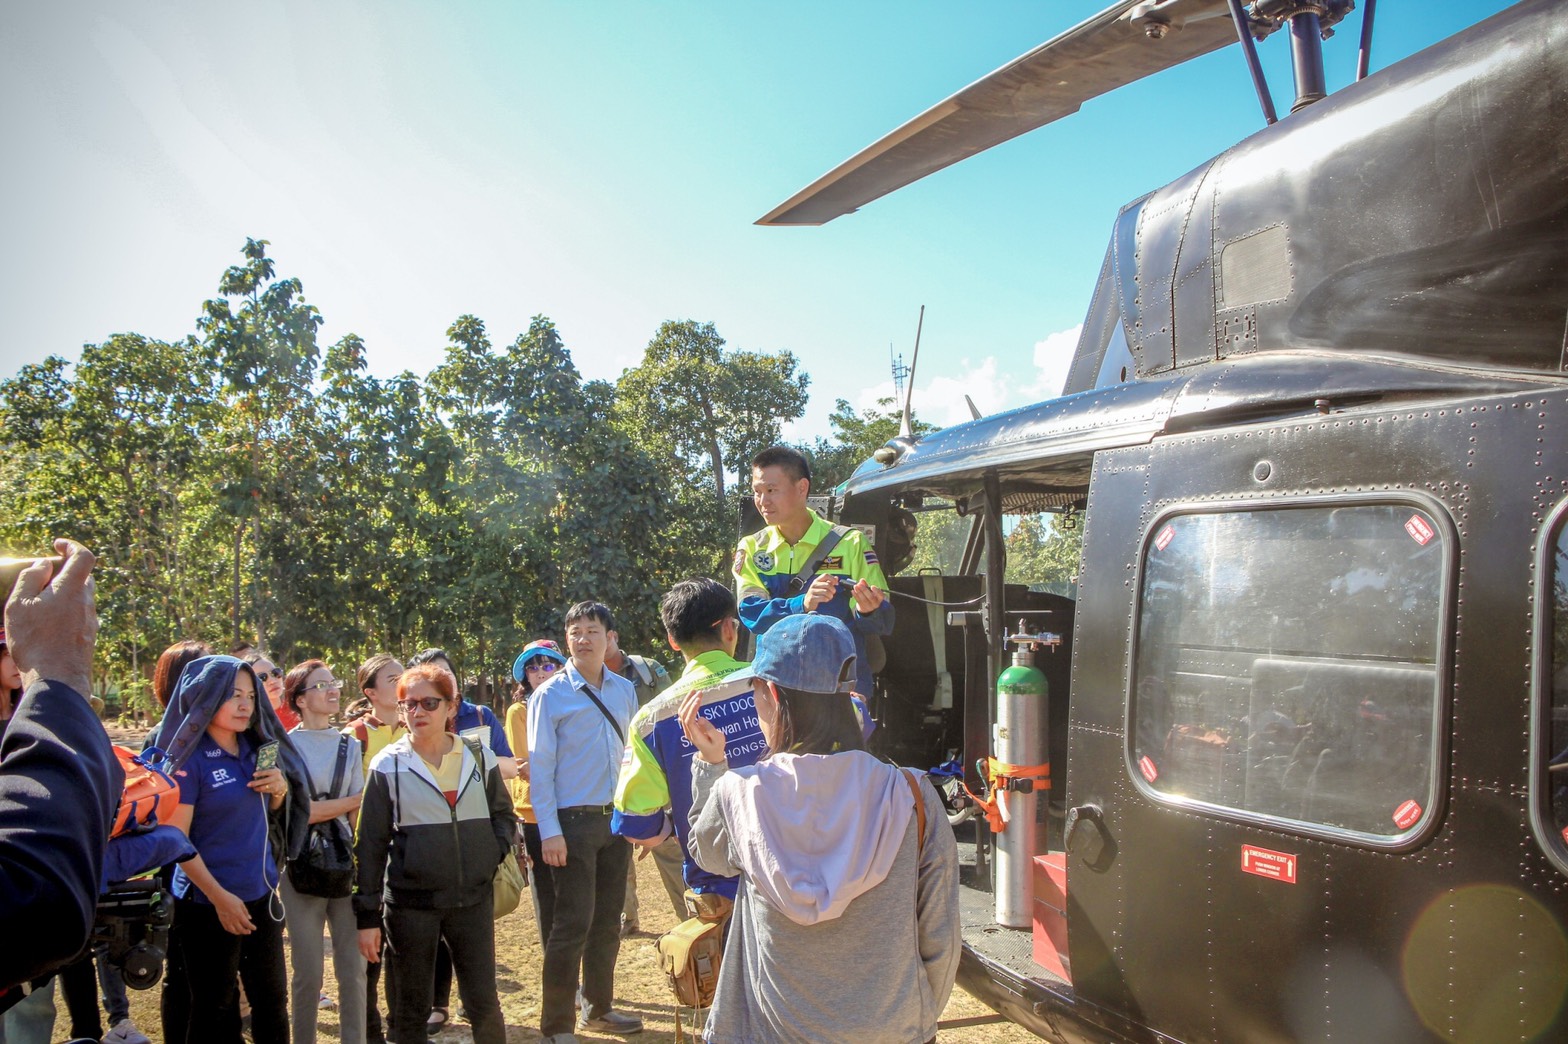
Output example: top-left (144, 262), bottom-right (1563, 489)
top-left (399, 696), bottom-right (447, 712)
top-left (524, 659), bottom-right (560, 674)
top-left (254, 667), bottom-right (284, 680)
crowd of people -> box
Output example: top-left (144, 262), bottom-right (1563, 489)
top-left (0, 446), bottom-right (962, 1044)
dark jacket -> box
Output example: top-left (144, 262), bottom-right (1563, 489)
top-left (353, 735), bottom-right (514, 928)
top-left (144, 655), bottom-right (311, 863)
top-left (0, 680), bottom-right (123, 990)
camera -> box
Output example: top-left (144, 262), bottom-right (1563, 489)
top-left (91, 878), bottom-right (173, 990)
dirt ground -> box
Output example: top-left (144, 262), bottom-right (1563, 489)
top-left (105, 844), bottom-right (1037, 1043)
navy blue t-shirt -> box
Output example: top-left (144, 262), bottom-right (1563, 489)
top-left (455, 701), bottom-right (512, 758)
top-left (172, 732), bottom-right (279, 903)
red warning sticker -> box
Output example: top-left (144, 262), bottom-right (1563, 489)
top-left (1392, 799), bottom-right (1422, 830)
top-left (1561, 826), bottom-right (1568, 847)
top-left (1404, 515), bottom-right (1435, 545)
top-left (1241, 845), bottom-right (1298, 884)
top-left (1138, 755), bottom-right (1158, 783)
top-left (1154, 525), bottom-right (1176, 551)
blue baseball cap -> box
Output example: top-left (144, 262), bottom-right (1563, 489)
top-left (512, 639), bottom-right (566, 683)
top-left (751, 614), bottom-right (857, 695)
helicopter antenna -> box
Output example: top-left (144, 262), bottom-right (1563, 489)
top-left (1226, 0), bottom-right (1278, 124)
top-left (1355, 0), bottom-right (1378, 81)
top-left (900, 305), bottom-right (925, 440)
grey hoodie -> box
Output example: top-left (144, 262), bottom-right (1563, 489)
top-left (688, 750), bottom-right (961, 1044)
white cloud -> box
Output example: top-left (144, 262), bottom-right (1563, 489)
top-left (1031, 324), bottom-right (1081, 400)
top-left (850, 323), bottom-right (1083, 428)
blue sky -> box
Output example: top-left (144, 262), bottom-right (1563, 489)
top-left (0, 1), bottom-right (1515, 440)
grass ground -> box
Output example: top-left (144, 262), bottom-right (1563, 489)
top-left (101, 842), bottom-right (1038, 1043)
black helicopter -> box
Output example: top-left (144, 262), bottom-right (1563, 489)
top-left (757, 0), bottom-right (1568, 1039)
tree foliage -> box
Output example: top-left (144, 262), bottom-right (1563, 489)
top-left (0, 242), bottom-right (800, 716)
top-left (1005, 514), bottom-right (1085, 593)
top-left (809, 396), bottom-right (936, 492)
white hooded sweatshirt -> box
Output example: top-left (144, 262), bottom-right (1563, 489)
top-left (688, 749), bottom-right (961, 1044)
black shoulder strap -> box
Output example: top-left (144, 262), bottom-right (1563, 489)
top-left (787, 524), bottom-right (852, 595)
top-left (579, 684), bottom-right (626, 745)
top-left (327, 734), bottom-right (350, 800)
top-left (902, 769), bottom-right (927, 852)
top-left (459, 735), bottom-right (487, 787)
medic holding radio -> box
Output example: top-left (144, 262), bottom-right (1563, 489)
top-left (733, 446), bottom-right (892, 699)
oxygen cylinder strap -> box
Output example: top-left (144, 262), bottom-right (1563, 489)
top-left (961, 757), bottom-right (1051, 833)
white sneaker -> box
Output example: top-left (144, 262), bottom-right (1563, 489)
top-left (102, 1018), bottom-right (153, 1044)
top-left (319, 991), bottom-right (336, 1010)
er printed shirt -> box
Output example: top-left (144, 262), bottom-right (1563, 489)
top-left (172, 731), bottom-right (279, 904)
top-left (734, 508), bottom-right (895, 697)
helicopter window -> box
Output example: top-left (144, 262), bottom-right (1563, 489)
top-left (1537, 520), bottom-right (1568, 867)
top-left (1132, 503), bottom-right (1445, 842)
top-left (1004, 512), bottom-right (1084, 595)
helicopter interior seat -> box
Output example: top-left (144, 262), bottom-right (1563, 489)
top-left (875, 574), bottom-right (987, 767)
top-left (1250, 659), bottom-right (1434, 833)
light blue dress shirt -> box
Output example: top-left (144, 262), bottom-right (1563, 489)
top-left (526, 660), bottom-right (638, 840)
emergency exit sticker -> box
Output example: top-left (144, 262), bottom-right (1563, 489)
top-left (1392, 799), bottom-right (1423, 830)
top-left (1154, 525), bottom-right (1176, 551)
top-left (1404, 515), bottom-right (1435, 545)
top-left (1241, 845), bottom-right (1298, 884)
top-left (1138, 755), bottom-right (1159, 783)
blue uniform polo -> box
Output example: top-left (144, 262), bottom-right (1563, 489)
top-left (455, 701), bottom-right (512, 758)
top-left (172, 732), bottom-right (279, 903)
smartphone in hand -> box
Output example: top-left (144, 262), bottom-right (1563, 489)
top-left (254, 741), bottom-right (279, 772)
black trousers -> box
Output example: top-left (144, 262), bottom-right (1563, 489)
top-left (540, 808), bottom-right (630, 1036)
top-left (366, 937), bottom-right (390, 1043)
top-left (431, 940), bottom-right (452, 1011)
top-left (159, 867), bottom-right (190, 1044)
top-left (383, 899), bottom-right (503, 1044)
top-left (171, 895), bottom-right (288, 1044)
top-left (57, 954), bottom-right (102, 1040)
top-left (522, 820), bottom-right (557, 948)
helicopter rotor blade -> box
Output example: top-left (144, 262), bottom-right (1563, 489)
top-left (758, 0), bottom-right (1239, 227)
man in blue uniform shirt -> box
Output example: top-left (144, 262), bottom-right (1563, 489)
top-left (734, 445), bottom-right (894, 698)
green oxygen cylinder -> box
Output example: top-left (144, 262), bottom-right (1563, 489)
top-left (994, 625), bottom-right (1050, 928)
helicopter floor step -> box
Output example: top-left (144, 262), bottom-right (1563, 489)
top-left (955, 838), bottom-right (1072, 991)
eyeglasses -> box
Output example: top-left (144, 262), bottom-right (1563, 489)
top-left (299, 679), bottom-right (343, 694)
top-left (254, 667), bottom-right (284, 680)
top-left (399, 696), bottom-right (447, 712)
top-left (524, 659), bottom-right (559, 674)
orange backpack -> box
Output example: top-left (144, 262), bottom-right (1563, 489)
top-left (110, 745), bottom-right (180, 838)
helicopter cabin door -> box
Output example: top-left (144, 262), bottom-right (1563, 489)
top-left (1061, 388), bottom-right (1568, 1042)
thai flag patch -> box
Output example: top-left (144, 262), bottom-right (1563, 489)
top-left (864, 550), bottom-right (879, 564)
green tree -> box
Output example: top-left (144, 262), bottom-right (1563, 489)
top-left (809, 396), bottom-right (936, 492)
top-left (0, 334), bottom-right (225, 705)
top-left (1005, 514), bottom-right (1085, 592)
top-left (198, 237), bottom-right (325, 647)
top-left (616, 320), bottom-right (809, 504)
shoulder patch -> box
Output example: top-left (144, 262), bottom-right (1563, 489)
top-left (732, 549), bottom-right (746, 575)
top-left (752, 550), bottom-right (775, 572)
top-left (864, 550), bottom-right (880, 564)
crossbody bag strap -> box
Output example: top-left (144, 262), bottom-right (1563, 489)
top-left (327, 734), bottom-right (350, 799)
top-left (579, 684), bottom-right (626, 745)
top-left (902, 768), bottom-right (926, 852)
top-left (459, 735), bottom-right (487, 787)
top-left (786, 524), bottom-right (852, 595)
